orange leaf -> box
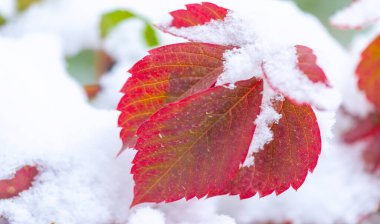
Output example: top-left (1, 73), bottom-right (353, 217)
top-left (356, 35), bottom-right (380, 111)
top-left (0, 165), bottom-right (38, 199)
top-left (117, 42), bottom-right (231, 152)
top-left (131, 78), bottom-right (263, 206)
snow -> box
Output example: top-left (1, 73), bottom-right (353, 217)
top-left (217, 46), bottom-right (262, 85)
top-left (0, 34), bottom-right (134, 224)
top-left (0, 0), bottom-right (130, 55)
top-left (243, 85), bottom-right (283, 166)
top-left (127, 207), bottom-right (165, 224)
top-left (0, 0), bottom-right (379, 223)
top-left (331, 0), bottom-right (380, 29)
top-left (0, 0), bottom-right (14, 18)
top-left (165, 12), bottom-right (256, 46)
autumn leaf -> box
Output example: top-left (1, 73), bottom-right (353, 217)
top-left (356, 35), bottom-right (380, 111)
top-left (169, 2), bottom-right (228, 28)
top-left (295, 45), bottom-right (329, 86)
top-left (0, 165), bottom-right (38, 199)
top-left (131, 78), bottom-right (263, 206)
top-left (117, 42), bottom-right (231, 151)
top-left (342, 112), bottom-right (380, 173)
top-left (362, 132), bottom-right (380, 172)
top-left (342, 113), bottom-right (380, 143)
top-left (226, 99), bottom-right (321, 198)
top-left (118, 2), bottom-right (325, 207)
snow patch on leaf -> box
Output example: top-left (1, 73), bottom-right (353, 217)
top-left (162, 12), bottom-right (256, 46)
top-left (331, 0), bottom-right (380, 30)
top-left (262, 45), bottom-right (338, 110)
top-left (217, 45), bottom-right (263, 86)
top-left (243, 85), bottom-right (284, 167)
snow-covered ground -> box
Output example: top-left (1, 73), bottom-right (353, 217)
top-left (0, 0), bottom-right (379, 223)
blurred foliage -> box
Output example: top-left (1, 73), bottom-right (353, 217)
top-left (67, 9), bottom-right (160, 99)
top-left (100, 10), bottom-right (135, 38)
top-left (143, 22), bottom-right (159, 47)
top-left (291, 0), bottom-right (358, 47)
top-left (65, 9), bottom-right (159, 99)
top-left (66, 49), bottom-right (114, 99)
top-left (100, 9), bottom-right (159, 47)
top-left (66, 49), bottom-right (98, 86)
top-left (0, 15), bottom-right (6, 27)
top-left (17, 0), bottom-right (41, 12)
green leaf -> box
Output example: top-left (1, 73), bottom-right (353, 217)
top-left (17, 0), bottom-right (41, 12)
top-left (143, 23), bottom-right (159, 47)
top-left (100, 10), bottom-right (135, 38)
top-left (99, 9), bottom-right (159, 47)
top-left (66, 49), bottom-right (97, 86)
top-left (0, 15), bottom-right (6, 27)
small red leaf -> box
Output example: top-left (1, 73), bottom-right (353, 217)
top-left (295, 45), bottom-right (329, 86)
top-left (117, 43), bottom-right (231, 152)
top-left (227, 99), bottom-right (321, 198)
top-left (356, 35), bottom-right (380, 111)
top-left (342, 113), bottom-right (380, 143)
top-left (131, 78), bottom-right (263, 206)
top-left (0, 165), bottom-right (38, 199)
top-left (169, 2), bottom-right (228, 28)
top-left (362, 132), bottom-right (380, 173)
top-left (342, 112), bottom-right (380, 173)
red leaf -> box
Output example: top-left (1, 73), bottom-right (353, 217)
top-left (362, 132), bottom-right (380, 173)
top-left (356, 35), bottom-right (380, 111)
top-left (0, 165), bottom-right (38, 199)
top-left (131, 78), bottom-right (263, 206)
top-left (226, 99), bottom-right (321, 198)
top-left (295, 45), bottom-right (329, 86)
top-left (117, 43), bottom-right (231, 152)
top-left (342, 112), bottom-right (380, 173)
top-left (169, 2), bottom-right (228, 28)
top-left (342, 113), bottom-right (380, 143)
